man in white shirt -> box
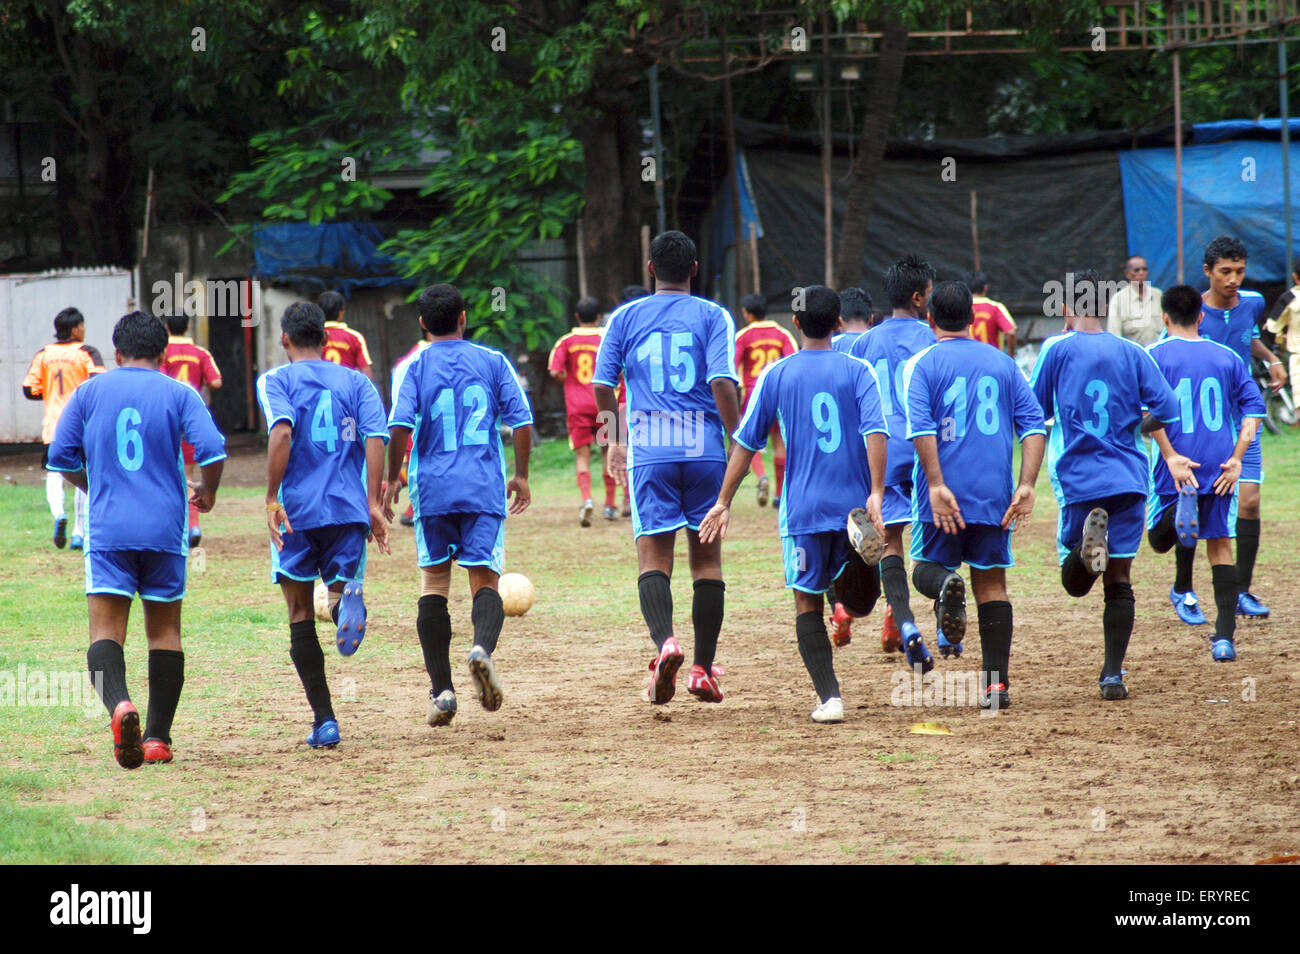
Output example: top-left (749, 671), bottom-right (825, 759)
top-left (1106, 255), bottom-right (1164, 346)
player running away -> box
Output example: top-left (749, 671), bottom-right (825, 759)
top-left (733, 292), bottom-right (795, 508)
top-left (160, 313), bottom-right (223, 547)
top-left (700, 285), bottom-right (888, 724)
top-left (23, 306), bottom-right (105, 549)
top-left (966, 271), bottom-right (1017, 355)
top-left (318, 290), bottom-right (375, 381)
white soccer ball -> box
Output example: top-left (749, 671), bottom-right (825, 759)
top-left (499, 573), bottom-right (535, 617)
top-left (313, 581), bottom-right (332, 622)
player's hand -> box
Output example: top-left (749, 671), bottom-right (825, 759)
top-left (606, 444), bottom-right (628, 488)
top-left (1213, 457), bottom-right (1242, 496)
top-left (189, 480), bottom-right (215, 514)
top-left (1001, 482), bottom-right (1035, 530)
top-left (507, 476), bottom-right (531, 514)
top-left (1163, 453), bottom-right (1200, 491)
top-left (368, 504), bottom-right (391, 555)
top-left (382, 479), bottom-right (402, 523)
top-left (697, 502), bottom-right (730, 543)
top-left (929, 484), bottom-right (965, 535)
top-left (865, 492), bottom-right (886, 539)
top-left (266, 502), bottom-right (291, 551)
top-left (1269, 360), bottom-right (1288, 392)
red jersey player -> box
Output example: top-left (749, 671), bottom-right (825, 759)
top-left (966, 271), bottom-right (1017, 355)
top-left (734, 293), bottom-right (796, 506)
top-left (318, 290), bottom-right (375, 380)
top-left (161, 314), bottom-right (223, 545)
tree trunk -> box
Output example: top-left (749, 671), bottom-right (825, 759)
top-left (833, 18), bottom-right (909, 287)
top-left (578, 112), bottom-right (644, 311)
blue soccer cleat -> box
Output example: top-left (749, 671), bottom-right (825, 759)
top-left (307, 719), bottom-right (340, 748)
top-left (1169, 585), bottom-right (1207, 625)
top-left (69, 534), bottom-right (83, 550)
top-left (335, 582), bottom-right (367, 655)
top-left (936, 628), bottom-right (962, 659)
top-left (1236, 592), bottom-right (1270, 619)
top-left (426, 689), bottom-right (457, 727)
top-left (1210, 639), bottom-right (1237, 662)
top-left (53, 515), bottom-right (67, 549)
top-left (1098, 674), bottom-right (1129, 700)
top-left (901, 621), bottom-right (934, 674)
top-left (1173, 485), bottom-right (1199, 548)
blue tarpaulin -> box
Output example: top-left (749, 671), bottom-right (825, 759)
top-left (252, 222), bottom-right (408, 293)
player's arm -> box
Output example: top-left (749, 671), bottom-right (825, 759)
top-left (193, 459), bottom-right (224, 515)
top-left (697, 443), bottom-right (756, 545)
top-left (203, 349), bottom-right (223, 390)
top-left (711, 378), bottom-right (741, 446)
top-left (998, 305), bottom-right (1018, 356)
top-left (913, 435), bottom-right (964, 535)
top-left (508, 424), bottom-right (533, 515)
top-left (593, 383), bottom-right (623, 484)
top-left (1213, 416), bottom-right (1259, 497)
top-left (706, 306), bottom-right (742, 447)
top-left (1143, 423), bottom-right (1200, 490)
top-left (264, 421), bottom-right (293, 549)
top-left (384, 425), bottom-right (411, 520)
top-left (1252, 337), bottom-right (1287, 391)
top-left (22, 352), bottom-right (43, 400)
top-left (864, 432), bottom-right (888, 537)
top-left (547, 337), bottom-right (567, 381)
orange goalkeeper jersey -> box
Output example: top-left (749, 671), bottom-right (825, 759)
top-left (24, 340), bottom-right (105, 443)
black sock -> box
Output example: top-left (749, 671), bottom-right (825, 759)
top-left (288, 620), bottom-right (334, 726)
top-left (87, 640), bottom-right (129, 715)
top-left (1101, 583), bottom-right (1134, 679)
top-left (911, 560), bottom-right (949, 601)
top-left (795, 611), bottom-right (839, 702)
top-left (1174, 544), bottom-right (1196, 593)
top-left (1236, 517), bottom-right (1260, 594)
top-left (472, 587), bottom-right (505, 655)
top-left (880, 555), bottom-right (915, 625)
top-left (144, 649), bottom-right (184, 744)
top-left (417, 594), bottom-right (453, 693)
top-left (1061, 548), bottom-right (1098, 597)
top-left (977, 601), bottom-right (1013, 689)
top-left (637, 570), bottom-right (674, 650)
top-left (1148, 505), bottom-right (1178, 553)
top-left (691, 579), bottom-right (725, 670)
top-left (1212, 563), bottom-right (1238, 643)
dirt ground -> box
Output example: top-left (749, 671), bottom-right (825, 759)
top-left (7, 438), bottom-right (1300, 864)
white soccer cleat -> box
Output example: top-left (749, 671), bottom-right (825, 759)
top-left (468, 646), bottom-right (504, 712)
top-left (811, 697), bottom-right (845, 724)
top-left (426, 689), bottom-right (457, 727)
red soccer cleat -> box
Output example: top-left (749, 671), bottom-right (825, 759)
top-left (642, 636), bottom-right (684, 704)
top-left (687, 664), bottom-right (724, 703)
top-left (881, 605), bottom-right (902, 653)
top-left (831, 602), bottom-right (853, 647)
top-left (142, 739), bottom-right (173, 764)
top-left (111, 700), bottom-right (144, 770)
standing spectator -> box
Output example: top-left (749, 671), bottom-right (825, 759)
top-left (1106, 256), bottom-right (1163, 346)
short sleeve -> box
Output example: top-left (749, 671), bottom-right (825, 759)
top-left (356, 375), bottom-right (390, 441)
top-left (732, 332), bottom-right (745, 375)
top-left (200, 347), bottom-right (221, 386)
top-left (705, 306), bottom-right (739, 384)
top-left (354, 330), bottom-right (373, 368)
top-left (23, 351), bottom-right (43, 394)
top-left (256, 370), bottom-right (295, 432)
top-left (1011, 368), bottom-right (1046, 439)
top-left (548, 335), bottom-right (569, 376)
top-left (81, 344), bottom-right (106, 372)
top-left (592, 310), bottom-right (624, 388)
top-left (389, 356), bottom-right (421, 429)
top-left (1136, 349), bottom-right (1180, 424)
top-left (780, 327), bottom-right (797, 357)
top-left (46, 388), bottom-right (84, 471)
top-left (733, 364), bottom-right (778, 450)
top-left (996, 304), bottom-right (1016, 334)
top-left (497, 352), bottom-right (534, 428)
top-left (903, 352), bottom-right (936, 439)
top-left (180, 387), bottom-right (227, 465)
top-left (855, 363), bottom-right (889, 437)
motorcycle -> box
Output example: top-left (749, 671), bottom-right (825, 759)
top-left (1253, 355), bottom-right (1296, 435)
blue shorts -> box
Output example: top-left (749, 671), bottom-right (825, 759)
top-left (1241, 428), bottom-right (1263, 484)
top-left (912, 522), bottom-right (1013, 571)
top-left (628, 460), bottom-right (724, 538)
top-left (1057, 492), bottom-right (1145, 565)
top-left (415, 512), bottom-right (504, 573)
top-left (783, 530), bottom-right (854, 594)
top-left (86, 549), bottom-right (186, 602)
top-left (1148, 492), bottom-right (1237, 540)
top-left (271, 523), bottom-right (368, 585)
top-left (882, 482), bottom-right (913, 526)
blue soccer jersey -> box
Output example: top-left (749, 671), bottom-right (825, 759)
top-left (849, 316), bottom-right (938, 487)
top-left (903, 337), bottom-right (1045, 525)
top-left (256, 359), bottom-right (389, 531)
top-left (47, 367), bottom-right (226, 554)
top-left (734, 349), bottom-right (888, 536)
top-left (1030, 330), bottom-right (1180, 504)
top-left (389, 339), bottom-right (533, 518)
top-left (1146, 336), bottom-right (1265, 497)
top-left (1199, 290), bottom-right (1264, 365)
top-left (593, 292), bottom-right (737, 467)
top-left (830, 331), bottom-right (863, 354)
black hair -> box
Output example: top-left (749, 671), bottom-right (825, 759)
top-left (1071, 268), bottom-right (1101, 317)
top-left (883, 254), bottom-right (936, 309)
top-left (112, 310), bottom-right (168, 359)
top-left (621, 284), bottom-right (650, 303)
top-left (165, 313), bottom-right (189, 336)
top-left (838, 286), bottom-right (873, 321)
top-left (281, 301), bottom-right (328, 348)
top-left (1161, 284), bottom-right (1203, 327)
top-left (964, 270), bottom-right (988, 295)
top-left (928, 281), bottom-right (974, 332)
top-left (575, 296), bottom-right (601, 324)
top-left (418, 284), bottom-right (465, 336)
top-left (794, 285), bottom-right (841, 339)
top-left (1203, 235), bottom-right (1248, 270)
top-left (1293, 257), bottom-right (1300, 279)
top-left (318, 290), bottom-right (346, 323)
top-left (740, 293), bottom-right (766, 319)
top-left (649, 230), bottom-right (697, 284)
top-left (54, 307), bottom-right (84, 341)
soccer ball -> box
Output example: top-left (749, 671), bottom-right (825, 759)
top-left (313, 581), bottom-right (332, 623)
top-left (499, 573), bottom-right (535, 617)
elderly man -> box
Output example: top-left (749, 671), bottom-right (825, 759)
top-left (1106, 256), bottom-right (1164, 346)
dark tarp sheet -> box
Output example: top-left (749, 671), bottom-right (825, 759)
top-left (252, 222), bottom-right (406, 293)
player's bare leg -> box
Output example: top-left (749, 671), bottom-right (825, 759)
top-left (969, 568), bottom-right (1012, 710)
top-left (86, 594), bottom-right (143, 769)
top-left (466, 565), bottom-right (505, 711)
top-left (685, 528), bottom-right (725, 701)
top-left (46, 471), bottom-right (67, 548)
top-left (1235, 483), bottom-right (1267, 618)
top-left (600, 446), bottom-right (618, 520)
top-left (751, 448), bottom-right (769, 506)
top-left (418, 562), bottom-right (458, 725)
top-left (795, 590), bottom-right (843, 723)
top-left (280, 578), bottom-right (338, 747)
top-left (140, 598), bottom-right (185, 762)
top-left (636, 531), bottom-right (685, 703)
top-left (574, 443), bottom-right (595, 527)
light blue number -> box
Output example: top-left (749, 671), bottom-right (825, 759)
top-left (668, 332), bottom-right (696, 392)
top-left (310, 391), bottom-right (339, 451)
top-left (811, 392), bottom-right (842, 452)
top-left (874, 358), bottom-right (892, 416)
top-left (1199, 377), bottom-right (1223, 432)
top-left (430, 387), bottom-right (456, 452)
top-left (115, 407), bottom-right (143, 471)
top-left (462, 385), bottom-right (490, 445)
top-left (1083, 379), bottom-right (1110, 437)
top-left (943, 377), bottom-right (968, 438)
top-left (636, 332), bottom-right (665, 392)
top-left (1173, 377), bottom-right (1195, 433)
top-left (975, 375), bottom-right (1000, 435)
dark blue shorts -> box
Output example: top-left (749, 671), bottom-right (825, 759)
top-left (882, 481), bottom-right (913, 526)
top-left (1147, 491), bottom-right (1237, 540)
top-left (271, 523), bottom-right (368, 585)
top-left (628, 460), bottom-right (724, 539)
top-left (1057, 492), bottom-right (1145, 564)
top-left (783, 530), bottom-right (854, 593)
top-left (912, 522), bottom-right (1013, 571)
top-left (86, 549), bottom-right (187, 602)
top-left (415, 512), bottom-right (504, 573)
top-left (1241, 428), bottom-right (1263, 484)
